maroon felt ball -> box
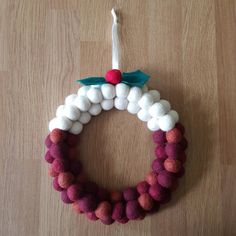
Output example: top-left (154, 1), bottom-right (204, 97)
top-left (110, 190), bottom-right (123, 203)
top-left (48, 167), bottom-right (58, 177)
top-left (76, 173), bottom-right (87, 184)
top-left (157, 170), bottom-right (177, 189)
top-left (149, 202), bottom-right (160, 214)
top-left (45, 150), bottom-right (54, 164)
top-left (149, 183), bottom-right (171, 203)
top-left (146, 171), bottom-right (158, 185)
top-left (58, 172), bottom-right (75, 189)
top-left (165, 143), bottom-right (182, 158)
top-left (175, 123), bottom-right (185, 135)
top-left (155, 145), bottom-right (167, 160)
top-left (112, 202), bottom-right (125, 220)
top-left (136, 181), bottom-right (149, 194)
top-left (138, 193), bottom-right (153, 211)
top-left (164, 158), bottom-right (182, 173)
top-left (50, 143), bottom-right (68, 159)
top-left (70, 160), bottom-right (82, 175)
top-left (151, 159), bottom-right (164, 173)
top-left (153, 130), bottom-right (166, 144)
top-left (84, 181), bottom-right (98, 194)
top-left (174, 166), bottom-right (185, 178)
top-left (170, 180), bottom-right (179, 192)
top-left (50, 128), bottom-right (67, 144)
top-left (97, 188), bottom-right (110, 201)
top-left (100, 217), bottom-right (114, 225)
top-left (178, 152), bottom-right (187, 163)
top-left (53, 177), bottom-right (64, 191)
top-left (52, 159), bottom-right (69, 173)
top-left (123, 187), bottom-right (138, 201)
top-left (105, 69), bottom-right (122, 85)
top-left (166, 128), bottom-right (182, 144)
top-left (68, 148), bottom-right (77, 160)
top-left (179, 137), bottom-right (188, 150)
top-left (86, 212), bottom-right (98, 221)
top-left (72, 202), bottom-right (83, 214)
top-left (45, 134), bottom-right (52, 148)
top-left (78, 195), bottom-right (97, 213)
top-left (95, 201), bottom-right (112, 221)
top-left (126, 200), bottom-right (142, 220)
top-left (67, 184), bottom-right (84, 201)
top-left (117, 217), bottom-right (129, 224)
top-left (61, 190), bottom-right (73, 204)
top-left (66, 133), bottom-right (79, 147)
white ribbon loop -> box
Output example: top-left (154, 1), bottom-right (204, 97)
top-left (111, 8), bottom-right (119, 70)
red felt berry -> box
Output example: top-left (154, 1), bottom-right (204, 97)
top-left (78, 195), bottom-right (97, 213)
top-left (166, 128), bottom-right (182, 143)
top-left (149, 184), bottom-right (171, 203)
top-left (165, 143), bottom-right (182, 158)
top-left (151, 159), bottom-right (164, 173)
top-left (123, 187), bottom-right (138, 201)
top-left (138, 193), bottom-right (153, 211)
top-left (155, 145), bottom-right (167, 160)
top-left (95, 201), bottom-right (112, 221)
top-left (110, 190), bottom-right (123, 203)
top-left (67, 184), bottom-right (84, 201)
top-left (50, 129), bottom-right (67, 144)
top-left (105, 69), bottom-right (122, 85)
top-left (157, 170), bottom-right (177, 189)
top-left (45, 151), bottom-right (54, 164)
top-left (153, 130), bottom-right (166, 144)
top-left (86, 212), bottom-right (98, 221)
top-left (97, 188), bottom-right (110, 201)
top-left (45, 134), bottom-right (52, 148)
top-left (117, 217), bottom-right (129, 224)
top-left (52, 159), bottom-right (69, 173)
top-left (61, 190), bottom-right (73, 204)
top-left (175, 123), bottom-right (185, 135)
top-left (112, 202), bottom-right (125, 220)
top-left (53, 177), bottom-right (64, 191)
top-left (146, 171), bottom-right (158, 185)
top-left (50, 143), bottom-right (68, 159)
top-left (164, 158), bottom-right (182, 173)
top-left (58, 172), bottom-right (75, 189)
top-left (136, 181), bottom-right (149, 194)
top-left (126, 200), bottom-right (142, 220)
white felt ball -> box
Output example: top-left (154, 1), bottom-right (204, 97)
top-left (115, 83), bottom-right (130, 98)
top-left (65, 94), bottom-right (77, 105)
top-left (149, 90), bottom-right (160, 102)
top-left (168, 110), bottom-right (179, 123)
top-left (79, 112), bottom-right (91, 124)
top-left (127, 87), bottom-right (142, 102)
top-left (55, 116), bottom-right (73, 131)
top-left (147, 118), bottom-right (160, 131)
top-left (149, 102), bottom-right (167, 118)
top-left (69, 121), bottom-right (83, 134)
top-left (142, 84), bottom-right (149, 93)
top-left (158, 114), bottom-right (175, 131)
top-left (56, 105), bottom-right (65, 117)
top-left (89, 104), bottom-right (102, 116)
top-left (77, 86), bottom-right (90, 97)
top-left (87, 87), bottom-right (103, 103)
top-left (138, 93), bottom-right (154, 110)
top-left (101, 99), bottom-right (114, 111)
top-left (74, 96), bottom-right (91, 112)
top-left (137, 109), bottom-right (152, 122)
top-left (49, 118), bottom-right (57, 132)
top-left (63, 105), bottom-right (81, 121)
top-left (127, 102), bottom-right (140, 114)
top-left (114, 97), bottom-right (128, 110)
top-left (159, 99), bottom-right (171, 112)
top-left (101, 84), bottom-right (116, 99)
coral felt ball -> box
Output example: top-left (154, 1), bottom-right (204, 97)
top-left (157, 171), bottom-right (176, 189)
top-left (137, 181), bottom-right (149, 194)
top-left (146, 171), bottom-right (158, 185)
top-left (70, 160), bottom-right (82, 175)
top-left (78, 195), bottom-right (97, 213)
top-left (155, 145), bottom-right (167, 160)
top-left (123, 187), bottom-right (138, 201)
top-left (67, 184), bottom-right (84, 201)
top-left (86, 212), bottom-right (98, 221)
top-left (95, 201), bottom-right (112, 221)
top-left (45, 134), bottom-right (52, 148)
top-left (66, 133), bottom-right (78, 147)
top-left (58, 172), bottom-right (75, 189)
top-left (45, 151), bottom-right (54, 164)
top-left (164, 158), bottom-right (182, 173)
top-left (72, 202), bottom-right (83, 214)
top-left (105, 69), bottom-right (122, 84)
top-left (97, 188), bottom-right (110, 201)
top-left (151, 159), bottom-right (164, 173)
top-left (52, 159), bottom-right (69, 173)
top-left (61, 190), bottom-right (73, 204)
top-left (149, 184), bottom-right (170, 203)
top-left (50, 143), bottom-right (68, 159)
top-left (110, 191), bottom-right (123, 203)
top-left (48, 167), bottom-right (58, 177)
top-left (138, 193), bottom-right (153, 211)
top-left (153, 130), bottom-right (167, 144)
top-left (53, 177), bottom-right (64, 191)
top-left (50, 128), bottom-right (67, 144)
top-left (166, 128), bottom-right (182, 144)
top-left (126, 200), bottom-right (142, 220)
top-left (112, 202), bottom-right (125, 220)
top-left (165, 143), bottom-right (182, 158)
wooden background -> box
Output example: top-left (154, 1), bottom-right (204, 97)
top-left (0, 0), bottom-right (235, 235)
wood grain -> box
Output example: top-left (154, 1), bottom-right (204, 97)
top-left (0, 0), bottom-right (235, 235)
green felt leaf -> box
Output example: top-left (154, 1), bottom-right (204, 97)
top-left (122, 70), bottom-right (150, 87)
top-left (76, 77), bottom-right (106, 86)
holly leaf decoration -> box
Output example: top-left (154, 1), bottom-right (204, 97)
top-left (77, 77), bottom-right (106, 86)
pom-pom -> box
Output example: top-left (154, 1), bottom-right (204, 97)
top-left (67, 184), bottom-right (84, 201)
top-left (63, 105), bottom-right (81, 121)
top-left (138, 193), bottom-right (153, 211)
top-left (52, 159), bottom-right (69, 173)
top-left (175, 123), bottom-right (185, 135)
top-left (72, 202), bottom-right (83, 214)
top-left (61, 190), bottom-right (73, 204)
top-left (78, 195), bottom-right (97, 213)
top-left (178, 152), bottom-right (187, 163)
top-left (115, 83), bottom-right (130, 98)
top-left (123, 187), bottom-right (138, 201)
top-left (126, 200), bottom-right (142, 220)
top-left (166, 128), bottom-right (182, 143)
top-left (84, 181), bottom-right (98, 194)
top-left (112, 202), bottom-right (125, 220)
top-left (53, 176), bottom-right (64, 191)
top-left (69, 121), bottom-right (83, 135)
top-left (50, 143), bottom-right (68, 159)
top-left (153, 130), bottom-right (167, 144)
top-left (74, 96), bottom-right (91, 112)
top-left (157, 170), bottom-right (177, 189)
top-left (49, 118), bottom-right (57, 132)
top-left (48, 167), bottom-right (58, 177)
top-left (169, 110), bottom-right (179, 123)
top-left (97, 188), bottom-right (110, 201)
top-left (105, 69), bottom-right (122, 85)
top-left (58, 172), bottom-right (75, 189)
top-left (174, 166), bottom-right (185, 178)
top-left (148, 90), bottom-right (160, 102)
top-left (179, 137), bottom-right (188, 150)
top-left (158, 114), bottom-right (175, 131)
top-left (101, 84), bottom-right (116, 99)
top-left (110, 191), bottom-right (123, 203)
top-left (164, 158), bottom-right (181, 173)
top-left (100, 217), bottom-right (114, 225)
top-left (149, 184), bottom-right (171, 203)
top-left (88, 104), bottom-right (102, 116)
top-left (136, 181), bottom-right (149, 194)
top-left (149, 102), bottom-right (167, 118)
top-left (45, 151), bottom-right (54, 164)
top-left (165, 143), bottom-right (182, 158)
top-left (127, 102), bottom-right (140, 114)
top-left (55, 116), bottom-right (73, 131)
top-left (77, 86), bottom-right (90, 97)
top-left (138, 93), bottom-right (154, 109)
top-left (146, 171), bottom-right (158, 185)
top-left (66, 133), bottom-right (78, 147)
top-left (147, 117), bottom-right (159, 131)
top-left (67, 147), bottom-right (77, 160)
top-left (159, 99), bottom-right (171, 112)
top-left (78, 112), bottom-right (91, 124)
top-left (151, 159), bottom-right (164, 173)
top-left (101, 99), bottom-right (114, 111)
top-left (45, 134), bottom-right (52, 148)
top-left (116, 217), bottom-right (129, 224)
top-left (137, 109), bottom-right (151, 122)
top-left (155, 145), bottom-right (167, 160)
top-left (55, 105), bottom-right (65, 117)
top-left (95, 201), bottom-right (112, 221)
top-left (114, 97), bottom-right (128, 110)
top-left (65, 94), bottom-right (77, 105)
top-left (127, 87), bottom-right (142, 102)
top-left (70, 160), bottom-right (82, 175)
top-left (87, 87), bottom-right (103, 103)
top-left (50, 129), bottom-right (67, 144)
top-left (86, 212), bottom-right (98, 221)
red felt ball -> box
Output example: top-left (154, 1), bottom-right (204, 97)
top-left (68, 148), bottom-right (77, 160)
top-left (136, 181), bottom-right (149, 194)
top-left (164, 158), bottom-right (182, 173)
top-left (86, 212), bottom-right (98, 221)
top-left (67, 184), bottom-right (84, 201)
top-left (78, 195), bottom-right (97, 213)
top-left (58, 172), bottom-right (75, 189)
top-left (117, 217), bottom-right (129, 224)
top-left (45, 134), bottom-right (52, 148)
top-left (50, 143), bottom-right (68, 159)
top-left (151, 159), bottom-right (164, 173)
top-left (165, 143), bottom-right (182, 158)
top-left (100, 217), bottom-right (114, 225)
top-left (84, 181), bottom-right (98, 194)
top-left (157, 170), bottom-right (177, 189)
top-left (146, 171), bottom-right (158, 185)
top-left (153, 130), bottom-right (167, 144)
top-left (61, 190), bottom-right (73, 204)
top-left (66, 133), bottom-right (79, 147)
top-left (70, 160), bottom-right (82, 175)
top-left (95, 201), bottom-right (112, 221)
top-left (126, 200), bottom-right (142, 220)
top-left (48, 167), bottom-right (58, 177)
top-left (175, 122), bottom-right (185, 135)
top-left (149, 184), bottom-right (171, 203)
top-left (166, 128), bottom-right (182, 144)
top-left (179, 137), bottom-right (188, 150)
top-left (97, 188), bottom-right (110, 201)
top-left (123, 187), bottom-right (138, 201)
top-left (52, 159), bottom-right (69, 173)
top-left (105, 69), bottom-right (122, 85)
top-left (53, 177), bottom-right (64, 191)
top-left (50, 128), bottom-right (67, 144)
top-left (155, 145), bottom-right (167, 160)
top-left (112, 202), bottom-right (125, 220)
top-left (110, 190), bottom-right (123, 203)
top-left (72, 202), bottom-right (83, 214)
top-left (138, 193), bottom-right (153, 211)
top-left (45, 151), bottom-right (54, 164)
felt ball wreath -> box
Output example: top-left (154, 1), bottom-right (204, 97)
top-left (44, 69), bottom-right (188, 225)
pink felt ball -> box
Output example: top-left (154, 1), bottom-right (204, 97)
top-left (53, 176), bottom-right (64, 191)
top-left (86, 212), bottom-right (98, 221)
top-left (100, 217), bottom-right (114, 225)
top-left (95, 201), bottom-right (112, 221)
top-left (105, 69), bottom-right (122, 84)
top-left (45, 134), bottom-right (52, 148)
top-left (50, 128), bottom-right (67, 144)
top-left (70, 160), bottom-right (82, 175)
top-left (52, 159), bottom-right (69, 173)
top-left (149, 184), bottom-right (171, 203)
top-left (97, 188), bottom-right (110, 201)
top-left (138, 193), bottom-right (153, 211)
top-left (110, 190), bottom-right (123, 203)
top-left (165, 143), bottom-right (182, 158)
top-left (155, 145), bottom-right (167, 160)
top-left (126, 200), bottom-right (142, 220)
top-left (67, 184), bottom-right (84, 201)
top-left (48, 167), bottom-right (58, 177)
top-left (123, 187), bottom-right (138, 201)
top-left (72, 202), bottom-right (83, 214)
top-left (78, 195), bottom-right (97, 213)
top-left (146, 171), bottom-right (158, 185)
top-left (45, 151), bottom-right (54, 164)
top-left (66, 133), bottom-right (79, 147)
top-left (175, 123), bottom-right (185, 135)
top-left (50, 143), bottom-right (68, 159)
top-left (136, 181), bottom-right (149, 194)
top-left (153, 130), bottom-right (167, 144)
top-left (61, 190), bottom-right (73, 204)
top-left (157, 170), bottom-right (177, 189)
top-left (112, 202), bottom-right (125, 220)
top-left (58, 172), bottom-right (75, 189)
top-left (166, 128), bottom-right (182, 144)
top-left (151, 159), bottom-right (164, 173)
top-left (164, 158), bottom-right (182, 173)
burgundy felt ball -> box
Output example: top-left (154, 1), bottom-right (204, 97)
top-left (50, 143), bottom-right (68, 159)
top-left (61, 190), bottom-right (73, 204)
top-left (112, 202), bottom-right (125, 220)
top-left (117, 217), bottom-right (129, 224)
top-left (149, 184), bottom-right (171, 203)
top-left (45, 151), bottom-right (54, 164)
top-left (95, 201), bottom-right (112, 221)
top-left (100, 217), bottom-right (114, 225)
top-left (151, 159), bottom-right (164, 173)
top-left (53, 177), bottom-right (64, 191)
top-left (155, 145), bottom-right (167, 160)
top-left (123, 187), bottom-right (138, 201)
top-left (105, 69), bottom-right (122, 85)
top-left (86, 212), bottom-right (98, 221)
top-left (110, 190), bottom-right (123, 203)
top-left (58, 172), bottom-right (75, 189)
top-left (97, 188), bottom-right (110, 201)
top-left (70, 160), bottom-right (82, 175)
top-left (68, 148), bottom-right (77, 160)
top-left (66, 133), bottom-right (79, 147)
top-left (72, 202), bottom-right (83, 214)
top-left (174, 166), bottom-right (185, 178)
top-left (175, 122), bottom-right (185, 135)
top-left (164, 158), bottom-right (182, 173)
top-left (157, 170), bottom-right (177, 189)
top-left (50, 128), bottom-right (67, 144)
top-left (136, 181), bottom-right (149, 194)
top-left (78, 195), bottom-right (97, 213)
top-left (146, 171), bottom-right (158, 185)
top-left (165, 143), bottom-right (182, 158)
top-left (52, 159), bottom-right (69, 173)
top-left (153, 130), bottom-right (166, 144)
top-left (126, 200), bottom-right (142, 220)
top-left (138, 193), bottom-right (153, 211)
top-left (84, 181), bottom-right (98, 194)
top-left (179, 137), bottom-right (188, 150)
top-left (76, 173), bottom-right (87, 184)
top-left (48, 167), bottom-right (58, 177)
top-left (178, 152), bottom-right (187, 163)
top-left (45, 134), bottom-right (52, 148)
top-left (67, 184), bottom-right (84, 201)
top-left (166, 128), bottom-right (182, 144)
